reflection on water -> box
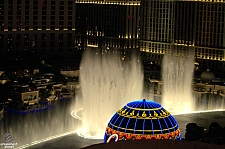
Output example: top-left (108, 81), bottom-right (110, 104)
top-left (0, 100), bottom-right (78, 147)
top-left (195, 93), bottom-right (225, 111)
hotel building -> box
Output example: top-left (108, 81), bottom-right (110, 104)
top-left (0, 0), bottom-right (76, 56)
top-left (74, 0), bottom-right (140, 49)
top-left (140, 0), bottom-right (225, 73)
top-left (0, 0), bottom-right (224, 73)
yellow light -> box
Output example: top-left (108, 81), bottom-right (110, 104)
top-left (87, 44), bottom-right (98, 48)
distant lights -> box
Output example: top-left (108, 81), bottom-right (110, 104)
top-left (75, 0), bottom-right (140, 5)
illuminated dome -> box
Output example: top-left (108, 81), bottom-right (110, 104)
top-left (104, 99), bottom-right (181, 143)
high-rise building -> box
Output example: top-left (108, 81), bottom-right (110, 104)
top-left (140, 0), bottom-right (225, 73)
top-left (0, 0), bottom-right (224, 73)
top-left (0, 0), bottom-right (76, 56)
top-left (74, 0), bottom-right (140, 49)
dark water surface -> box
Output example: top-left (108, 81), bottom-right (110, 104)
top-left (1, 98), bottom-right (225, 149)
top-left (0, 99), bottom-right (79, 148)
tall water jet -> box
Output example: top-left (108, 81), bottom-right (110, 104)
top-left (76, 48), bottom-right (144, 139)
top-left (162, 48), bottom-right (195, 113)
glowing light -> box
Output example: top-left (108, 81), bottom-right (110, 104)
top-left (87, 44), bottom-right (98, 48)
top-left (71, 109), bottom-right (83, 120)
top-left (106, 134), bottom-right (118, 143)
top-left (75, 0), bottom-right (140, 5)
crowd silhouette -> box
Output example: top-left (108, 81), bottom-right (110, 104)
top-left (185, 122), bottom-right (225, 145)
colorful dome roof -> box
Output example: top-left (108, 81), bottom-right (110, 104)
top-left (104, 99), bottom-right (181, 143)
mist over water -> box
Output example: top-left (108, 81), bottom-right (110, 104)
top-left (162, 50), bottom-right (195, 113)
top-left (75, 48), bottom-right (144, 138)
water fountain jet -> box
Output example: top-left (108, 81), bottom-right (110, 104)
top-left (75, 48), bottom-right (144, 139)
top-left (162, 48), bottom-right (195, 114)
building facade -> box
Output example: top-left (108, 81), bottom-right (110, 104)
top-left (0, 0), bottom-right (225, 73)
top-left (140, 0), bottom-right (225, 73)
top-left (0, 0), bottom-right (76, 56)
top-left (74, 0), bottom-right (140, 49)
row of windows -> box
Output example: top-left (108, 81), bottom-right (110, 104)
top-left (77, 36), bottom-right (139, 49)
top-left (0, 48), bottom-right (74, 53)
top-left (140, 42), bottom-right (173, 54)
top-left (0, 26), bottom-right (74, 31)
top-left (1, 16), bottom-right (74, 20)
top-left (196, 3), bottom-right (224, 11)
top-left (2, 0), bottom-right (73, 5)
top-left (195, 54), bottom-right (223, 61)
top-left (140, 42), bottom-right (224, 61)
top-left (0, 5), bottom-right (73, 11)
top-left (195, 51), bottom-right (222, 56)
top-left (0, 10), bottom-right (73, 16)
top-left (1, 42), bottom-right (74, 50)
top-left (0, 33), bottom-right (73, 40)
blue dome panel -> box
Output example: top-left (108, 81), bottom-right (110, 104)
top-left (104, 99), bottom-right (181, 143)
